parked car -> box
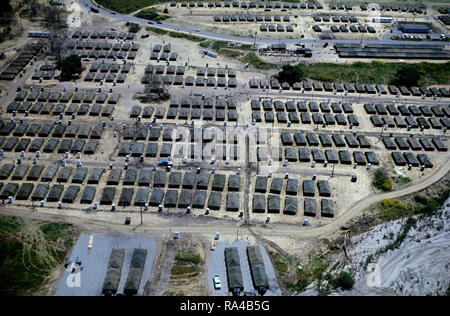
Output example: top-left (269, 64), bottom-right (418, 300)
top-left (213, 275), bottom-right (221, 290)
top-left (210, 241), bottom-right (216, 251)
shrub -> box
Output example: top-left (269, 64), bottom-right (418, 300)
top-left (414, 195), bottom-right (427, 205)
top-left (373, 168), bottom-right (392, 192)
top-left (277, 64), bottom-right (304, 85)
top-left (330, 272), bottom-right (355, 290)
top-left (57, 55), bottom-right (82, 81)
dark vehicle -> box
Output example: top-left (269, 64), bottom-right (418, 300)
top-left (148, 21), bottom-right (155, 24)
top-left (323, 42), bottom-right (328, 47)
top-left (156, 21), bottom-right (162, 24)
top-left (111, 12), bottom-right (116, 15)
top-left (90, 7), bottom-right (99, 13)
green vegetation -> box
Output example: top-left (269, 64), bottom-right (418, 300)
top-left (126, 22), bottom-right (141, 33)
top-left (0, 215), bottom-right (76, 296)
top-left (167, 31), bottom-right (204, 42)
top-left (57, 55), bottom-right (82, 81)
top-left (95, 0), bottom-right (166, 14)
top-left (145, 27), bottom-right (204, 41)
top-left (275, 61), bottom-right (450, 87)
top-left (171, 265), bottom-right (201, 276)
top-left (269, 251), bottom-right (289, 274)
top-left (395, 176), bottom-right (412, 186)
top-left (417, 188), bottom-right (450, 215)
top-left (390, 64), bottom-right (421, 88)
top-left (175, 248), bottom-right (202, 265)
top-left (379, 199), bottom-right (415, 221)
top-left (240, 52), bottom-right (277, 70)
top-left (329, 272), bottom-right (355, 290)
top-left (372, 168), bottom-right (393, 192)
top-left (290, 254), bottom-right (328, 292)
top-left (414, 194), bottom-right (428, 205)
top-left (145, 26), bottom-right (168, 35)
top-left (277, 64), bottom-right (305, 85)
top-left (135, 7), bottom-right (169, 21)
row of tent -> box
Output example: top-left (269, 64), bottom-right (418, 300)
top-left (0, 165), bottom-right (104, 184)
top-left (214, 14), bottom-right (291, 22)
top-left (0, 137), bottom-right (99, 155)
top-left (176, 1), bottom-right (322, 10)
top-left (249, 78), bottom-right (450, 98)
top-left (253, 194), bottom-right (334, 217)
top-left (72, 30), bottom-right (135, 41)
top-left (14, 89), bottom-right (121, 104)
top-left (254, 177), bottom-right (331, 197)
top-left (0, 44), bottom-right (41, 81)
top-left (0, 121), bottom-right (105, 138)
top-left (256, 147), bottom-right (380, 166)
top-left (382, 136), bottom-right (447, 152)
top-left (68, 41), bottom-right (140, 52)
top-left (224, 246), bottom-right (269, 295)
top-left (252, 110), bottom-right (359, 126)
top-left (102, 248), bottom-right (147, 296)
top-left (141, 74), bottom-right (238, 87)
top-left (313, 24), bottom-right (375, 33)
top-left (365, 103), bottom-right (450, 119)
top-left (334, 43), bottom-right (450, 60)
top-left (370, 115), bottom-right (450, 130)
top-left (7, 101), bottom-right (114, 117)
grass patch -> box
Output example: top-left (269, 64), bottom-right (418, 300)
top-left (95, 0), bottom-right (166, 14)
top-left (167, 31), bottom-right (204, 42)
top-left (175, 248), bottom-right (202, 265)
top-left (145, 26), bottom-right (168, 35)
top-left (218, 48), bottom-right (244, 58)
top-left (0, 216), bottom-right (76, 296)
top-left (283, 61), bottom-right (450, 87)
top-left (269, 251), bottom-right (289, 274)
top-left (171, 265), bottom-right (200, 276)
top-left (145, 27), bottom-right (205, 42)
top-left (240, 52), bottom-right (277, 70)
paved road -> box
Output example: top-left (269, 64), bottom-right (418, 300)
top-left (78, 0), bottom-right (449, 47)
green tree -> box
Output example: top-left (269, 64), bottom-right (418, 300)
top-left (277, 64), bottom-right (304, 85)
top-left (390, 65), bottom-right (421, 88)
top-left (58, 55), bottom-right (82, 81)
top-left (330, 272), bottom-right (355, 290)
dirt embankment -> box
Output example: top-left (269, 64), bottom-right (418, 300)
top-left (145, 235), bottom-right (209, 296)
